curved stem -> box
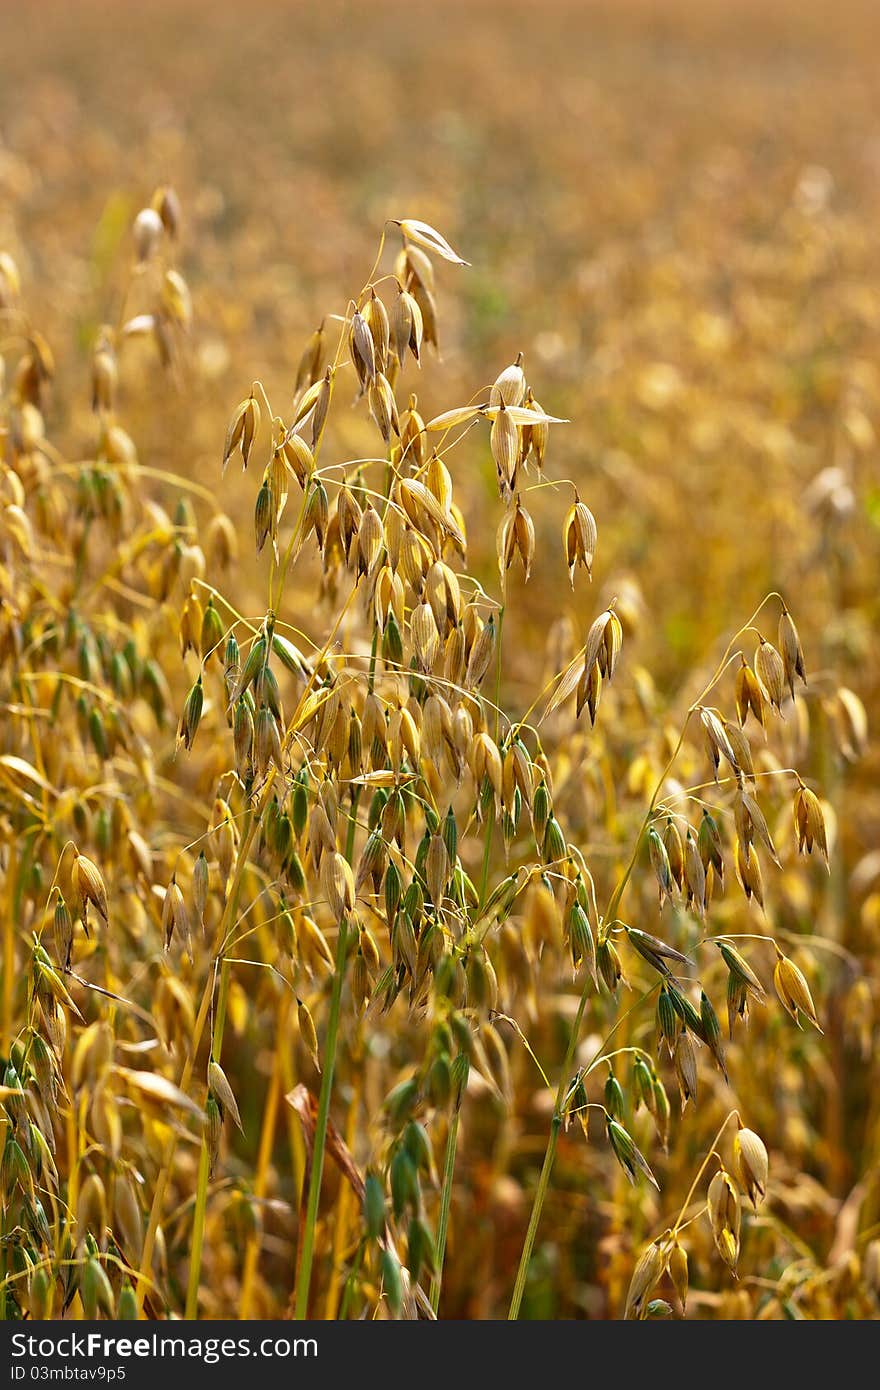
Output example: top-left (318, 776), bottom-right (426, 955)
top-left (671, 1110), bottom-right (740, 1235)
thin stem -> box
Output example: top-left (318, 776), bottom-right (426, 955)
top-left (508, 1117), bottom-right (560, 1319)
top-left (293, 914), bottom-right (350, 1319)
top-left (478, 603), bottom-right (505, 910)
top-left (136, 808), bottom-right (258, 1312)
top-left (323, 1071), bottom-right (360, 1319)
top-left (671, 1110), bottom-right (740, 1235)
top-left (493, 605), bottom-right (505, 743)
top-left (338, 1240), bottom-right (366, 1320)
top-left (184, 1132), bottom-right (212, 1318)
top-left (478, 803), bottom-right (495, 911)
top-left (239, 995), bottom-right (291, 1319)
top-left (430, 1104), bottom-right (461, 1315)
top-left (507, 980), bottom-right (659, 1318)
top-left (179, 870), bottom-right (240, 1318)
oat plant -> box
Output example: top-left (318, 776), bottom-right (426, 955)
top-left (0, 190), bottom-right (872, 1323)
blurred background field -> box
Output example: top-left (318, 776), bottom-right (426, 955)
top-left (4, 0), bottom-right (880, 685)
top-left (1, 0), bottom-right (879, 1318)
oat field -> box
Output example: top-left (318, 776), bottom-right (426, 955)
top-left (1, 0), bottom-right (878, 1321)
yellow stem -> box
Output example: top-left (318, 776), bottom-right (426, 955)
top-left (135, 809), bottom-right (261, 1312)
top-left (671, 1110), bottom-right (740, 1236)
top-left (239, 994), bottom-right (291, 1319)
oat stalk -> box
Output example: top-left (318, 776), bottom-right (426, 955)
top-left (293, 913), bottom-right (350, 1319)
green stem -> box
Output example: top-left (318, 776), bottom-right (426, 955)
top-left (367, 626), bottom-right (379, 695)
top-left (338, 1239), bottom-right (366, 1320)
top-left (478, 802), bottom-right (495, 910)
top-left (344, 781), bottom-right (361, 868)
top-left (293, 914), bottom-right (350, 1319)
top-left (508, 1117), bottom-right (560, 1319)
top-left (430, 1105), bottom-right (461, 1315)
top-left (211, 960), bottom-right (232, 1061)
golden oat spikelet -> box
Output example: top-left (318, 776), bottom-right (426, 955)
top-left (684, 831), bottom-right (707, 918)
top-left (734, 837), bottom-right (764, 907)
top-left (321, 851), bottom-right (356, 922)
top-left (394, 217), bottom-right (470, 267)
top-left (584, 607), bottom-right (623, 683)
top-left (778, 605), bottom-right (806, 700)
top-left (348, 309), bottom-right (376, 392)
top-left (669, 1240), bottom-right (688, 1311)
top-left (490, 352), bottom-right (527, 408)
top-left (496, 495), bottom-right (535, 585)
top-left (295, 321), bottom-right (325, 394)
top-left (625, 1239), bottom-right (668, 1320)
top-left (490, 400), bottom-right (519, 500)
top-left (72, 854), bottom-right (109, 929)
top-left (391, 286), bottom-right (422, 367)
top-left (773, 949), bottom-right (821, 1031)
top-left (699, 706), bottom-right (738, 778)
top-left (793, 782), bottom-right (829, 867)
top-left (707, 1168), bottom-right (741, 1271)
top-left (563, 493), bottom-right (597, 586)
top-left (735, 657), bottom-right (765, 729)
top-left (465, 612), bottom-right (497, 689)
top-left (520, 387), bottom-right (549, 470)
top-left (363, 290), bottom-right (390, 374)
top-left (732, 1126), bottom-right (769, 1209)
top-left (755, 637), bottom-right (786, 712)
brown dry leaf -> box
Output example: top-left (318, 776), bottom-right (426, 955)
top-left (285, 1083), bottom-right (365, 1202)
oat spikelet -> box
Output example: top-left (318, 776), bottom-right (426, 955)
top-left (625, 1239), bottom-right (668, 1319)
top-left (497, 495), bottom-right (535, 584)
top-left (73, 854), bottom-right (109, 928)
top-left (395, 218), bottom-right (470, 266)
top-left (732, 1126), bottom-right (769, 1208)
top-left (490, 401), bottom-right (519, 499)
top-left (207, 1059), bottom-right (243, 1132)
top-left (755, 637), bottom-right (786, 712)
top-left (321, 851), bottom-right (356, 921)
top-left (490, 352), bottom-right (526, 408)
top-left (563, 493), bottom-right (597, 585)
top-left (778, 605), bottom-right (806, 700)
top-left (707, 1169), bottom-right (741, 1271)
top-left (133, 207), bottom-right (163, 262)
top-left (735, 657), bottom-right (765, 729)
top-left (297, 998), bottom-right (320, 1070)
top-left (584, 607), bottom-right (623, 683)
top-left (773, 950), bottom-right (821, 1031)
top-left (793, 782), bottom-right (829, 867)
